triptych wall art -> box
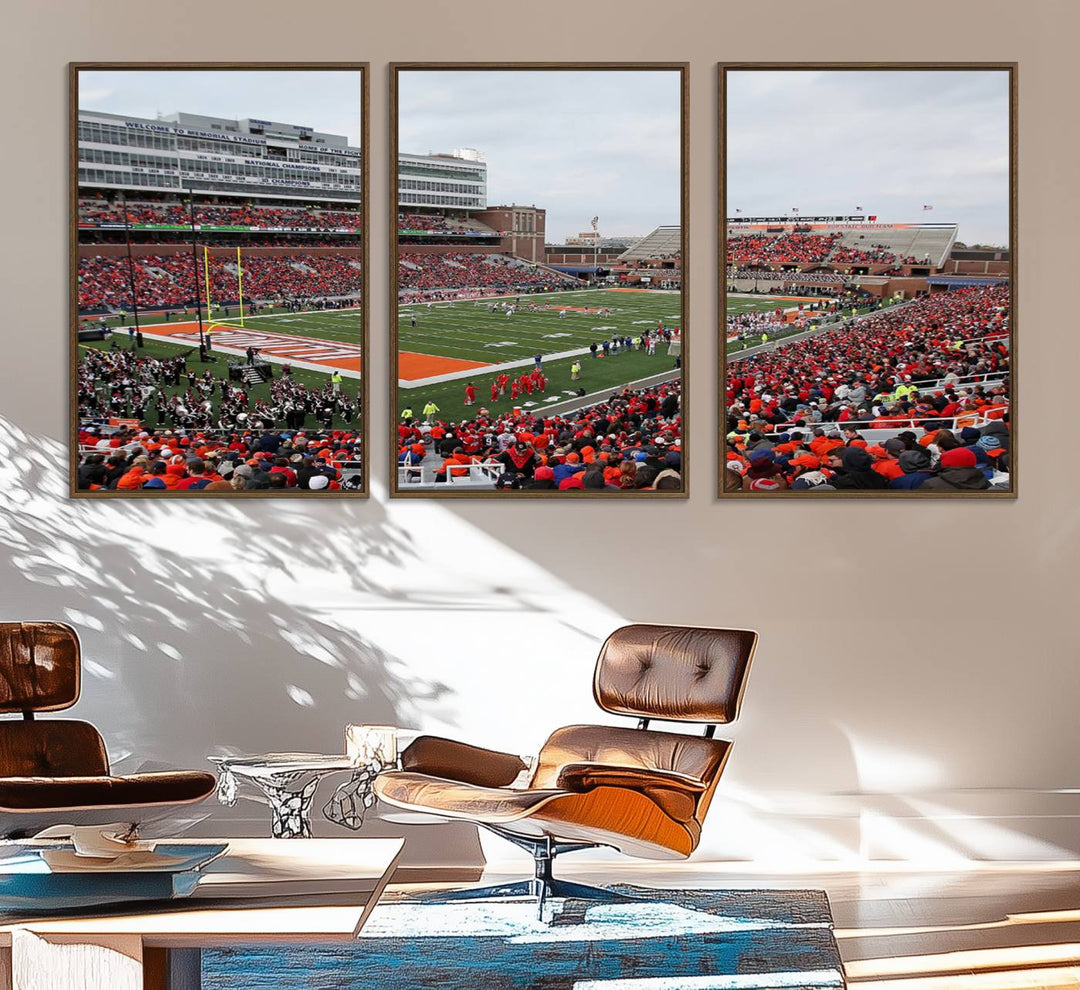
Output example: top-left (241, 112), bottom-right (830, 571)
top-left (70, 62), bottom-right (1015, 500)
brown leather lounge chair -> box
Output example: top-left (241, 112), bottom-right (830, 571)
top-left (0, 622), bottom-right (217, 838)
top-left (375, 623), bottom-right (757, 914)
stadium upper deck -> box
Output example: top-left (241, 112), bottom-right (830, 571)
top-left (77, 110), bottom-right (361, 203)
top-left (620, 226), bottom-right (681, 262)
top-left (398, 152), bottom-right (487, 210)
top-left (725, 220), bottom-right (958, 272)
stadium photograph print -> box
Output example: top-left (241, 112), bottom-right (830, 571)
top-left (721, 64), bottom-right (1015, 498)
top-left (390, 64), bottom-right (687, 497)
top-left (71, 63), bottom-right (368, 497)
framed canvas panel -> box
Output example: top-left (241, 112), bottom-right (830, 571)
top-left (720, 64), bottom-right (1016, 498)
top-left (71, 63), bottom-right (369, 497)
top-left (390, 63), bottom-right (688, 497)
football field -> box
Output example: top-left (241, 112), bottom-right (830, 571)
top-left (396, 288), bottom-right (682, 422)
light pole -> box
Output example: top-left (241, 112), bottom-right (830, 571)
top-left (591, 215), bottom-right (600, 285)
top-left (119, 190), bottom-right (141, 335)
top-left (185, 185), bottom-right (206, 350)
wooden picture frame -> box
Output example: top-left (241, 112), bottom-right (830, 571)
top-left (389, 63), bottom-right (689, 498)
top-left (70, 62), bottom-right (369, 498)
top-left (719, 63), bottom-right (1017, 499)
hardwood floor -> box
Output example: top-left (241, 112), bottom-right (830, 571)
top-left (406, 860), bottom-right (1080, 989)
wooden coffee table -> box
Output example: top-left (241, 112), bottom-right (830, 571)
top-left (0, 836), bottom-right (403, 990)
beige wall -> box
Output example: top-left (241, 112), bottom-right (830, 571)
top-left (2, 0), bottom-right (1080, 864)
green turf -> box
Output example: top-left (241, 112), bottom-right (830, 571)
top-left (399, 348), bottom-right (679, 424)
top-left (725, 295), bottom-right (798, 318)
top-left (398, 289), bottom-right (680, 364)
top-left (397, 288), bottom-right (681, 422)
top-left (206, 308), bottom-right (361, 344)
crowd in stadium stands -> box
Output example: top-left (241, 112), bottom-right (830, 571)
top-left (82, 232), bottom-right (359, 249)
top-left (829, 243), bottom-right (918, 265)
top-left (79, 200), bottom-right (360, 230)
top-left (398, 253), bottom-right (577, 294)
top-left (727, 232), bottom-right (842, 266)
top-left (398, 381), bottom-right (682, 491)
top-left (79, 199), bottom-right (502, 238)
top-left (398, 213), bottom-right (491, 234)
top-left (727, 233), bottom-right (916, 269)
top-left (79, 345), bottom-right (360, 431)
top-left (397, 213), bottom-right (450, 232)
top-left (78, 252), bottom-right (362, 311)
top-left (723, 285), bottom-right (1010, 492)
top-left (76, 426), bottom-right (361, 492)
top-left (624, 269), bottom-right (683, 285)
top-left (632, 254), bottom-right (681, 267)
top-left (727, 267), bottom-right (850, 285)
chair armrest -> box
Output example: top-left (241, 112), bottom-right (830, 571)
top-left (556, 763), bottom-right (707, 793)
top-left (556, 763), bottom-right (707, 823)
top-left (400, 735), bottom-right (529, 789)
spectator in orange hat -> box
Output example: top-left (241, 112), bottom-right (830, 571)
top-left (871, 439), bottom-right (905, 482)
top-left (115, 457), bottom-right (151, 490)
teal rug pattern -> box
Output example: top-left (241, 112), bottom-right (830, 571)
top-left (203, 886), bottom-right (845, 989)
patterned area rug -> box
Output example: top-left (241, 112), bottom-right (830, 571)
top-left (203, 886), bottom-right (844, 989)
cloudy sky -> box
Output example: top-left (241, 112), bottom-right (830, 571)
top-left (399, 70), bottom-right (682, 243)
top-left (727, 70), bottom-right (1010, 246)
top-left (79, 70), bottom-right (362, 147)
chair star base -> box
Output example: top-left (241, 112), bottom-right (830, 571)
top-left (410, 829), bottom-right (640, 921)
top-left (410, 876), bottom-right (642, 921)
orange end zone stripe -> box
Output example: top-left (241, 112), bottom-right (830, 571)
top-left (398, 351), bottom-right (491, 381)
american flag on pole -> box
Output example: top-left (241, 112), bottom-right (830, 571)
top-left (922, 204), bottom-right (933, 211)
top-left (591, 216), bottom-right (599, 230)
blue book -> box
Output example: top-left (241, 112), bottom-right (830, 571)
top-left (0, 843), bottom-right (228, 914)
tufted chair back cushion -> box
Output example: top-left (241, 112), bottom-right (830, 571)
top-left (0, 623), bottom-right (81, 714)
top-left (593, 624), bottom-right (756, 723)
top-left (0, 720), bottom-right (109, 777)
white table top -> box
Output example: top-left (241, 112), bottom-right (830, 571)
top-left (0, 836), bottom-right (404, 943)
top-left (209, 753), bottom-right (357, 774)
